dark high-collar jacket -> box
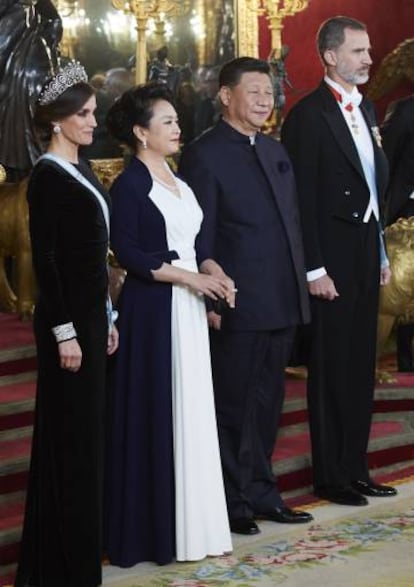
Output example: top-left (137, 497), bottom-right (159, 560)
top-left (179, 118), bottom-right (310, 331)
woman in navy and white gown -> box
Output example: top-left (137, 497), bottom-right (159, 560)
top-left (105, 83), bottom-right (234, 566)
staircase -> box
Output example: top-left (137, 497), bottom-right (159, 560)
top-left (273, 376), bottom-right (414, 499)
top-left (1, 313), bottom-right (414, 586)
top-left (0, 314), bottom-right (36, 586)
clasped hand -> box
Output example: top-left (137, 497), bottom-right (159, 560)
top-left (186, 272), bottom-right (236, 308)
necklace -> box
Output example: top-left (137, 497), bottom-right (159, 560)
top-left (151, 171), bottom-right (181, 197)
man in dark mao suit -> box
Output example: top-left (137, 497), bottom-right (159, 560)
top-left (281, 16), bottom-right (397, 506)
top-left (382, 95), bottom-right (414, 371)
top-left (179, 57), bottom-right (313, 535)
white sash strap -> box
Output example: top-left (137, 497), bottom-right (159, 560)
top-left (37, 153), bottom-right (110, 235)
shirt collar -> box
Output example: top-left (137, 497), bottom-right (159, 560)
top-left (324, 76), bottom-right (363, 108)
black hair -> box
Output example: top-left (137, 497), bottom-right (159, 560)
top-left (34, 82), bottom-right (95, 141)
top-left (317, 16), bottom-right (367, 61)
top-left (218, 57), bottom-right (272, 89)
top-left (106, 82), bottom-right (175, 150)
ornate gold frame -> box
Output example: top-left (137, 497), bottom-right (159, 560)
top-left (236, 0), bottom-right (259, 58)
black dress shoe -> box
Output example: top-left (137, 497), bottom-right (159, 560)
top-left (315, 486), bottom-right (368, 506)
top-left (255, 507), bottom-right (313, 524)
top-left (229, 517), bottom-right (260, 535)
top-left (351, 480), bottom-right (398, 497)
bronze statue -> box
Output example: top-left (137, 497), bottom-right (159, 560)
top-left (0, 178), bottom-right (35, 318)
top-left (367, 38), bottom-right (414, 102)
top-left (268, 45), bottom-right (293, 136)
top-left (0, 0), bottom-right (62, 316)
top-left (0, 0), bottom-right (62, 181)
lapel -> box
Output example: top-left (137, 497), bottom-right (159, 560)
top-left (319, 82), bottom-right (367, 184)
top-left (319, 82), bottom-right (388, 200)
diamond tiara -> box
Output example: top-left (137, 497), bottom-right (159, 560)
top-left (38, 60), bottom-right (89, 106)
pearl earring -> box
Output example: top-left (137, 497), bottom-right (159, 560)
top-left (142, 139), bottom-right (147, 149)
top-left (53, 124), bottom-right (61, 134)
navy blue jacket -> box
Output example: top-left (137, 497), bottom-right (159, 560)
top-left (179, 118), bottom-right (310, 331)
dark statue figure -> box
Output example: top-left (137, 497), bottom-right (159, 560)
top-left (268, 45), bottom-right (293, 136)
top-left (148, 46), bottom-right (193, 98)
top-left (215, 0), bottom-right (235, 65)
top-left (0, 0), bottom-right (62, 180)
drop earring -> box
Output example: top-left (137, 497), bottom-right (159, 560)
top-left (142, 139), bottom-right (147, 149)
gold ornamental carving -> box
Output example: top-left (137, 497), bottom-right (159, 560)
top-left (244, 0), bottom-right (309, 58)
top-left (0, 165), bottom-right (6, 184)
top-left (111, 0), bottom-right (191, 84)
top-left (90, 158), bottom-right (125, 190)
top-left (236, 0), bottom-right (259, 57)
top-left (367, 38), bottom-right (414, 102)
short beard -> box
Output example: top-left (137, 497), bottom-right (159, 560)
top-left (336, 63), bottom-right (370, 86)
top-left (350, 71), bottom-right (370, 85)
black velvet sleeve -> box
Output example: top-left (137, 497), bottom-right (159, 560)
top-left (27, 164), bottom-right (72, 328)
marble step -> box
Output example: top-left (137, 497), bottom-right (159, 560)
top-left (0, 314), bottom-right (36, 379)
top-left (0, 375), bottom-right (36, 434)
top-left (273, 412), bottom-right (414, 494)
top-left (1, 412), bottom-right (413, 498)
top-left (0, 347), bottom-right (36, 378)
top-left (1, 376), bottom-right (414, 496)
top-left (2, 371), bottom-right (413, 430)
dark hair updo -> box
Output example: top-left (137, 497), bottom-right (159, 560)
top-left (34, 82), bottom-right (95, 141)
top-left (106, 82), bottom-right (175, 150)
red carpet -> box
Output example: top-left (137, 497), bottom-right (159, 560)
top-left (0, 314), bottom-right (34, 350)
top-left (0, 314), bottom-right (36, 377)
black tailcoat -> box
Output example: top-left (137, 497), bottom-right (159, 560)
top-left (282, 82), bottom-right (389, 488)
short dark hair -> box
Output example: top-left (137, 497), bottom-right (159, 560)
top-left (317, 16), bottom-right (367, 60)
top-left (218, 57), bottom-right (271, 89)
top-left (34, 82), bottom-right (95, 141)
top-left (106, 82), bottom-right (174, 150)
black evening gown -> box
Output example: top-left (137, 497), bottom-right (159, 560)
top-left (14, 159), bottom-right (110, 587)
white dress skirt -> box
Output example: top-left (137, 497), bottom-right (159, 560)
top-left (148, 172), bottom-right (232, 561)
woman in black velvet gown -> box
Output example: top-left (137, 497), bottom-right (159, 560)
top-left (14, 63), bottom-right (118, 587)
